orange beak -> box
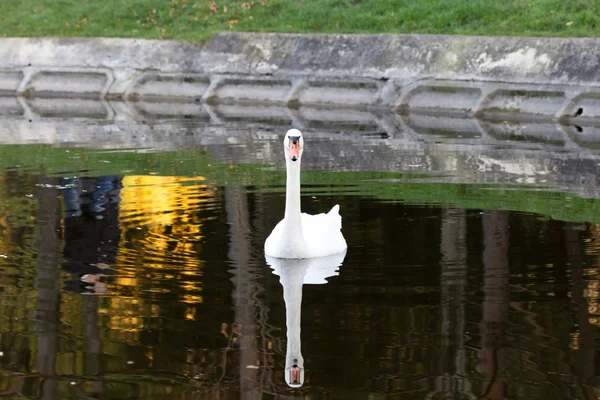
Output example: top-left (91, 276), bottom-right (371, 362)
top-left (289, 366), bottom-right (301, 384)
top-left (289, 141), bottom-right (300, 161)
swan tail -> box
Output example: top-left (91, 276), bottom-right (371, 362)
top-left (328, 204), bottom-right (342, 229)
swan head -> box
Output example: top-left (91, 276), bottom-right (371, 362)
top-left (284, 129), bottom-right (304, 162)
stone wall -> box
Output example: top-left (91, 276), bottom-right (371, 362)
top-left (1, 33), bottom-right (600, 122)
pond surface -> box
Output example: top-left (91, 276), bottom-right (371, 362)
top-left (1, 112), bottom-right (600, 399)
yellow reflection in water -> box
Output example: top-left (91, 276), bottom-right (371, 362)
top-left (583, 223), bottom-right (600, 327)
top-left (101, 175), bottom-right (215, 338)
top-left (119, 175), bottom-right (211, 230)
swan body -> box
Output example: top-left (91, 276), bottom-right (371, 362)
top-left (264, 129), bottom-right (347, 259)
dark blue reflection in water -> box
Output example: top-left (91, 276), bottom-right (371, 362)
top-left (0, 166), bottom-right (600, 399)
top-left (61, 176), bottom-right (121, 294)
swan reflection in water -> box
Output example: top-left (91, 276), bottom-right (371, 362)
top-left (266, 250), bottom-right (347, 388)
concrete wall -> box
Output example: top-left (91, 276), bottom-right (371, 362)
top-left (1, 33), bottom-right (600, 122)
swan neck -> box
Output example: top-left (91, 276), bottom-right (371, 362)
top-left (284, 159), bottom-right (302, 225)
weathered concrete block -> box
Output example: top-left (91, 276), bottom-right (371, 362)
top-left (0, 70), bottom-right (24, 94)
top-left (481, 89), bottom-right (566, 117)
top-left (214, 78), bottom-right (292, 104)
top-left (24, 71), bottom-right (109, 97)
top-left (129, 74), bottom-right (210, 101)
top-left (0, 97), bottom-right (25, 116)
top-left (27, 98), bottom-right (109, 119)
top-left (297, 81), bottom-right (380, 107)
top-left (403, 114), bottom-right (483, 139)
top-left (400, 84), bottom-right (482, 114)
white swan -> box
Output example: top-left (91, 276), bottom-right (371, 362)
top-left (267, 250), bottom-right (347, 388)
top-left (264, 129), bottom-right (347, 259)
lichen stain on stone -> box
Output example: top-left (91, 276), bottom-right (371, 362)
top-left (254, 61), bottom-right (278, 75)
top-left (476, 47), bottom-right (551, 74)
top-left (425, 51), bottom-right (433, 64)
top-left (243, 41), bottom-right (274, 66)
top-left (443, 52), bottom-right (459, 68)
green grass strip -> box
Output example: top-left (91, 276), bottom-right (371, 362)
top-left (0, 0), bottom-right (598, 40)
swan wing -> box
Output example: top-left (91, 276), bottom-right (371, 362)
top-left (301, 205), bottom-right (347, 257)
top-left (327, 204), bottom-right (342, 229)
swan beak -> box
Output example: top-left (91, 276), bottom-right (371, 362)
top-left (289, 141), bottom-right (300, 161)
top-left (289, 365), bottom-right (302, 385)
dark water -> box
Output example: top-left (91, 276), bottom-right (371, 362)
top-left (2, 115), bottom-right (600, 399)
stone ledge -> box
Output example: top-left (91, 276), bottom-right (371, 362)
top-left (23, 70), bottom-right (111, 97)
top-left (127, 73), bottom-right (210, 102)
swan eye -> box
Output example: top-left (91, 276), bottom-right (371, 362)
top-left (287, 135), bottom-right (301, 148)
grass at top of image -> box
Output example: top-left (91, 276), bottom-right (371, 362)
top-left (0, 0), bottom-right (598, 41)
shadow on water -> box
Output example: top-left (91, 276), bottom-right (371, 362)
top-left (2, 108), bottom-right (600, 398)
